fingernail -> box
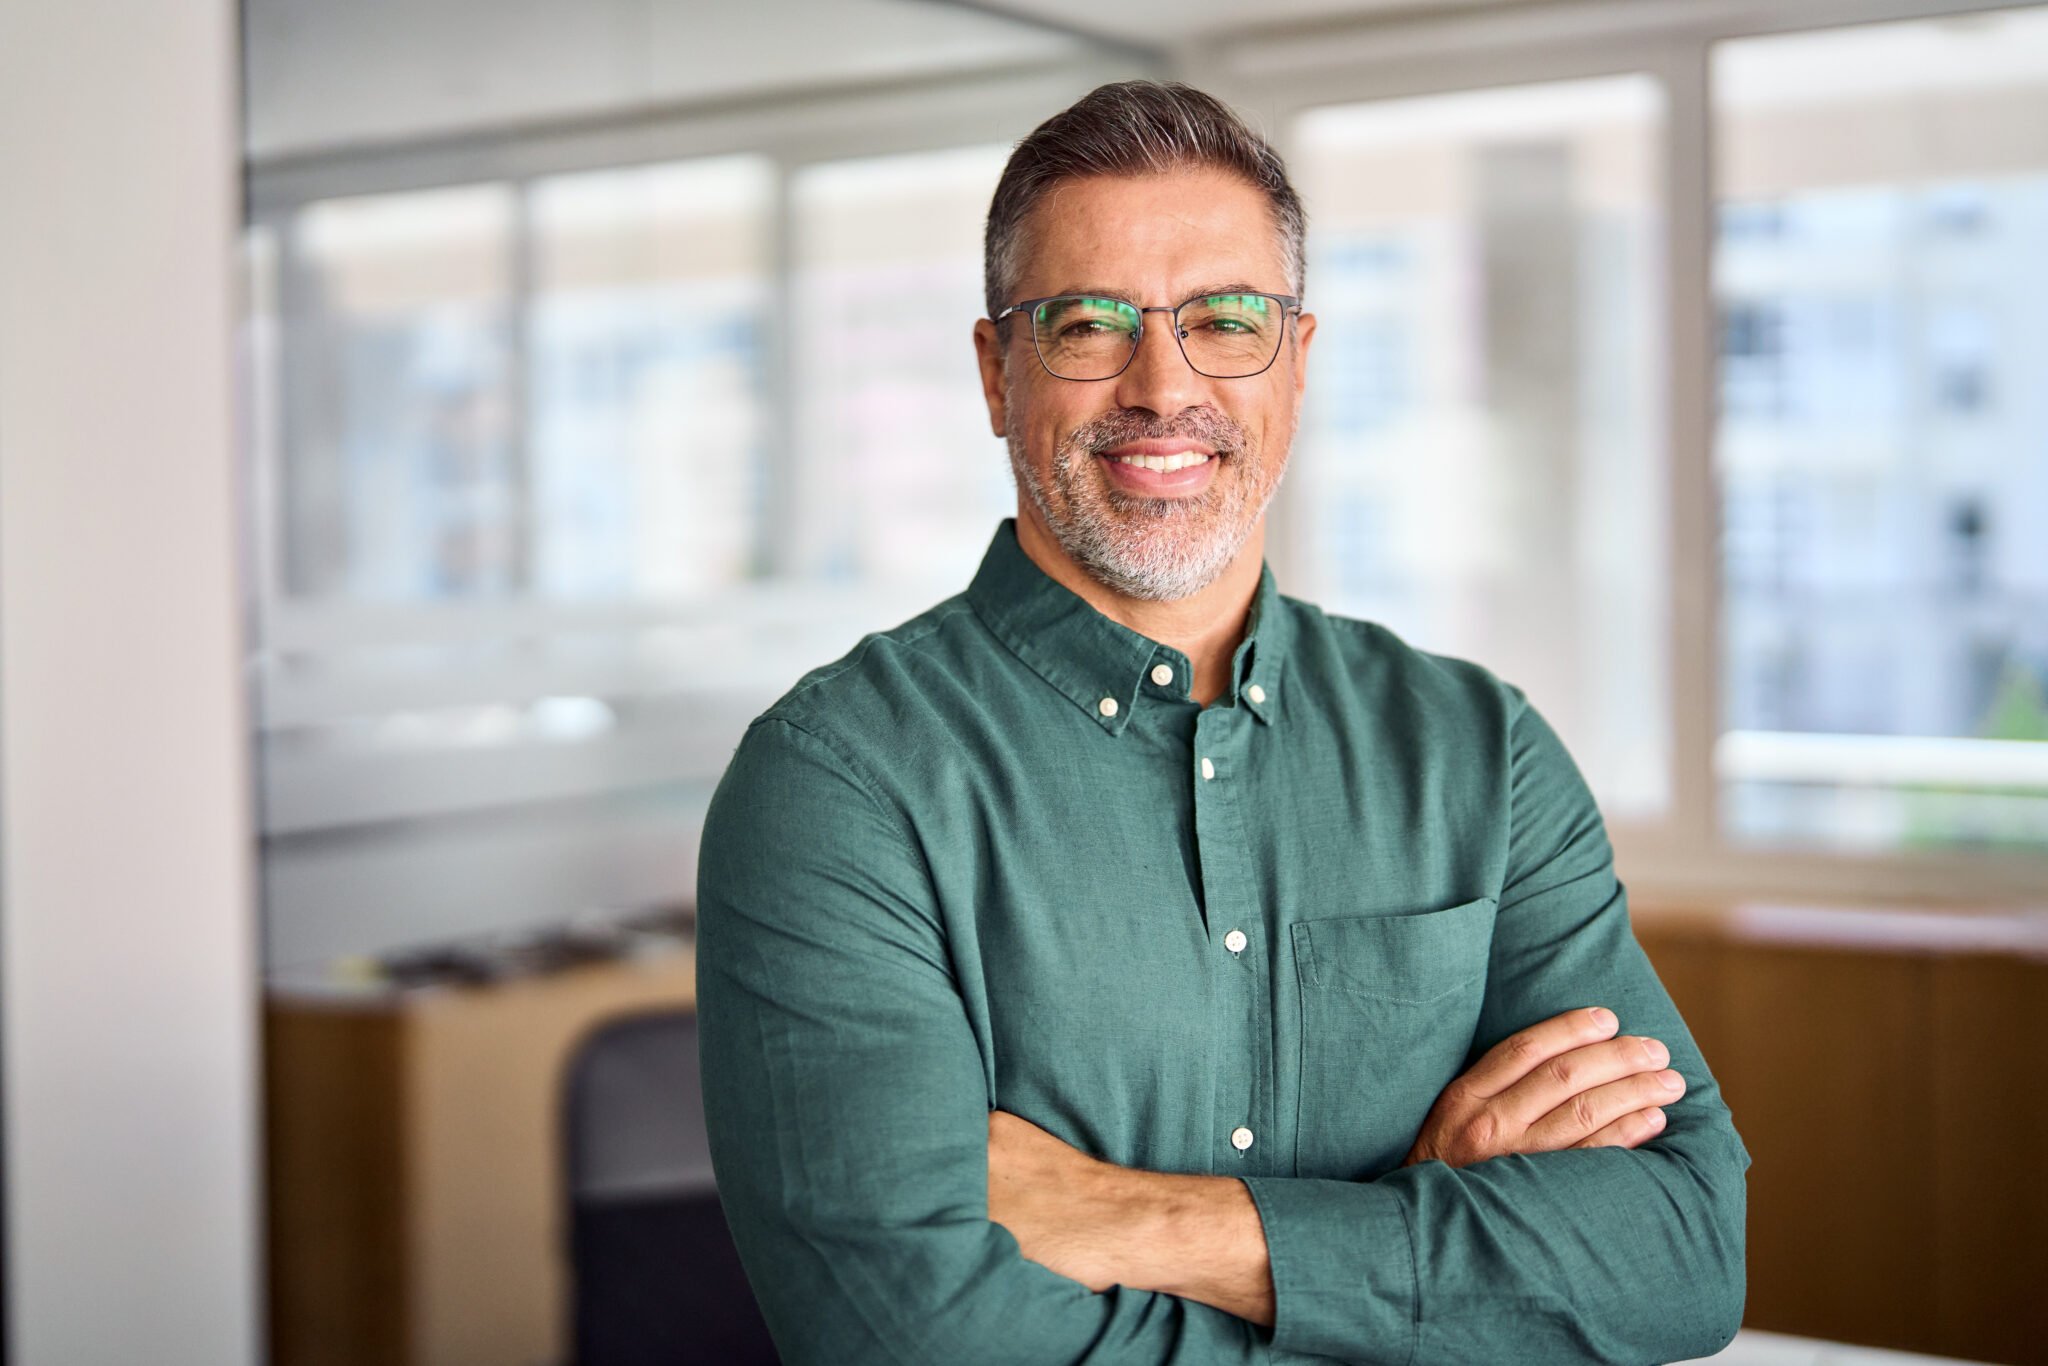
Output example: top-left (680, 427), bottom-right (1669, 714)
top-left (1590, 1008), bottom-right (1616, 1030)
top-left (1647, 1108), bottom-right (1667, 1128)
top-left (1659, 1069), bottom-right (1684, 1091)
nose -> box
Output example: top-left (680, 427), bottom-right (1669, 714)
top-left (1111, 308), bottom-right (1203, 418)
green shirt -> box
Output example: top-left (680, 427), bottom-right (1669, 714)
top-left (696, 517), bottom-right (1749, 1366)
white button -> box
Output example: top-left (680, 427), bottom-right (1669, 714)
top-left (1151, 663), bottom-right (1174, 687)
top-left (1098, 696), bottom-right (1118, 717)
top-left (1230, 1126), bottom-right (1255, 1151)
top-left (1201, 756), bottom-right (1216, 781)
top-left (1224, 929), bottom-right (1247, 954)
top-left (1245, 683), bottom-right (1267, 705)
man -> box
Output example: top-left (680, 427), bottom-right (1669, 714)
top-left (696, 80), bottom-right (1748, 1365)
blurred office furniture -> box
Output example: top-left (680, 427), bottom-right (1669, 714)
top-left (564, 1008), bottom-right (778, 1366)
top-left (266, 914), bottom-right (700, 1366)
top-left (1634, 897), bottom-right (2048, 1366)
top-left (264, 894), bottom-right (2045, 1365)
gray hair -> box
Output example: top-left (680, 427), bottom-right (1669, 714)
top-left (983, 80), bottom-right (1307, 321)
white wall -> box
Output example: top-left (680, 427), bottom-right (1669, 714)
top-left (0, 1), bottom-right (261, 1362)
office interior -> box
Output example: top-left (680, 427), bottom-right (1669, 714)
top-left (1, 0), bottom-right (2045, 1362)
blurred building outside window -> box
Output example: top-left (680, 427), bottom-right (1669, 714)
top-left (1713, 8), bottom-right (2048, 852)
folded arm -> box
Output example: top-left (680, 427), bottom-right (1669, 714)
top-left (1236, 687), bottom-right (1750, 1364)
top-left (695, 716), bottom-right (1269, 1366)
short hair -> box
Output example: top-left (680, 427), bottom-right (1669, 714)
top-left (983, 80), bottom-right (1307, 321)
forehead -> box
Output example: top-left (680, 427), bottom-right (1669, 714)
top-left (1015, 166), bottom-right (1289, 297)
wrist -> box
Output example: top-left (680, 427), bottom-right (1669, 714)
top-left (1095, 1168), bottom-right (1275, 1327)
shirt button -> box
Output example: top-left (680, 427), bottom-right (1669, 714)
top-left (1245, 683), bottom-right (1267, 705)
top-left (1150, 663), bottom-right (1173, 686)
top-left (1224, 929), bottom-right (1247, 953)
top-left (1098, 696), bottom-right (1118, 717)
top-left (1231, 1126), bottom-right (1255, 1151)
top-left (1200, 756), bottom-right (1215, 781)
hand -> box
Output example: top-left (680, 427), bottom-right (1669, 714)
top-left (1403, 1006), bottom-right (1685, 1169)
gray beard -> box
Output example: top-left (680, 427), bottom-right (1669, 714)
top-left (1006, 397), bottom-right (1290, 603)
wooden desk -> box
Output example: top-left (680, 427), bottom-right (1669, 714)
top-left (1631, 898), bottom-right (2048, 1366)
top-left (266, 946), bottom-right (697, 1366)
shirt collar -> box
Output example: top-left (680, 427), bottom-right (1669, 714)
top-left (964, 517), bottom-right (1289, 736)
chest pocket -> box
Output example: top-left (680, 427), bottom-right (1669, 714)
top-left (1291, 895), bottom-right (1496, 1181)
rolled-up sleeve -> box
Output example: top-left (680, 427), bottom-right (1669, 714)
top-left (1240, 686), bottom-right (1750, 1365)
top-left (695, 715), bottom-right (1269, 1366)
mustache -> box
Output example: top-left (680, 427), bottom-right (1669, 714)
top-left (1073, 407), bottom-right (1245, 457)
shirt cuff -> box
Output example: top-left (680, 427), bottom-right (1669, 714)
top-left (1240, 1174), bottom-right (1418, 1365)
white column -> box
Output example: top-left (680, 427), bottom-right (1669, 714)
top-left (0, 1), bottom-right (260, 1363)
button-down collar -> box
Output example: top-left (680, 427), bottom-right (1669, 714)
top-left (964, 518), bottom-right (1288, 735)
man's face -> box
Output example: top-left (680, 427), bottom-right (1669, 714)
top-left (973, 165), bottom-right (1316, 602)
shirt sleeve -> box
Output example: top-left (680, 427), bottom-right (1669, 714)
top-left (1239, 684), bottom-right (1751, 1366)
top-left (695, 715), bottom-right (1269, 1366)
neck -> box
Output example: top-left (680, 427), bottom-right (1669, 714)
top-left (1013, 508), bottom-right (1264, 708)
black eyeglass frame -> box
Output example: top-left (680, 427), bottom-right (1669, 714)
top-left (992, 290), bottom-right (1305, 381)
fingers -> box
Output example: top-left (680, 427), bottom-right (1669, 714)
top-left (1569, 1106), bottom-right (1668, 1151)
top-left (1491, 1030), bottom-right (1674, 1126)
top-left (1521, 1063), bottom-right (1688, 1150)
top-left (1457, 1006), bottom-right (1622, 1101)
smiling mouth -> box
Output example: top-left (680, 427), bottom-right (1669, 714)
top-left (1106, 450), bottom-right (1215, 473)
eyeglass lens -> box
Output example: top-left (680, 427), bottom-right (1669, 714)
top-left (1031, 294), bottom-right (1285, 379)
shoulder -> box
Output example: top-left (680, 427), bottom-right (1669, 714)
top-left (1282, 593), bottom-right (1525, 735)
top-left (716, 593), bottom-right (986, 795)
top-left (763, 592), bottom-right (985, 734)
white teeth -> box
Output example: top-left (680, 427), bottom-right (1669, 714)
top-left (1112, 451), bottom-right (1212, 472)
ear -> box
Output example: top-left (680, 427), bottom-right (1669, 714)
top-left (972, 318), bottom-right (1009, 438)
top-left (1290, 310), bottom-right (1317, 398)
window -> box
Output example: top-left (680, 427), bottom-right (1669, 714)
top-left (789, 145), bottom-right (1016, 590)
top-left (1714, 8), bottom-right (2048, 851)
top-left (1290, 76), bottom-right (1670, 819)
top-left (286, 184), bottom-right (520, 599)
top-left (528, 157), bottom-right (774, 598)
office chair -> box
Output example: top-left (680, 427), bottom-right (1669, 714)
top-left (562, 1008), bottom-right (780, 1366)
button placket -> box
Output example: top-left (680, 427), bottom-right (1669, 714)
top-left (1191, 706), bottom-right (1271, 1171)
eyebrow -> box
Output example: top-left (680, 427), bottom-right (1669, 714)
top-left (1046, 281), bottom-right (1277, 303)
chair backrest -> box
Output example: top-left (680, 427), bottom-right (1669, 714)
top-left (561, 1008), bottom-right (780, 1366)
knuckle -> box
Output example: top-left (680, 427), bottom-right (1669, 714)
top-left (1543, 1054), bottom-right (1576, 1089)
top-left (1571, 1090), bottom-right (1599, 1132)
top-left (1458, 1110), bottom-right (1499, 1157)
top-left (1505, 1032), bottom-right (1544, 1067)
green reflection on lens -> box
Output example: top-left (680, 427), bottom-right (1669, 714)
top-left (1035, 296), bottom-right (1140, 378)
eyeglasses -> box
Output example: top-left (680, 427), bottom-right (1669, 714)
top-left (993, 291), bottom-right (1303, 381)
